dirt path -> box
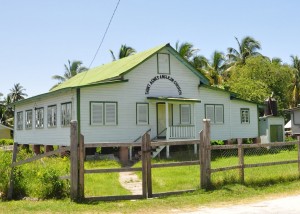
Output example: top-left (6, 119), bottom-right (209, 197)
top-left (177, 194), bottom-right (300, 214)
top-left (119, 171), bottom-right (142, 195)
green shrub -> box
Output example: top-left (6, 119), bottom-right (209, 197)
top-left (211, 140), bottom-right (224, 145)
top-left (0, 139), bottom-right (14, 146)
top-left (0, 151), bottom-right (12, 200)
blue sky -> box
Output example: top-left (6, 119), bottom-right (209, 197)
top-left (1, 0), bottom-right (300, 98)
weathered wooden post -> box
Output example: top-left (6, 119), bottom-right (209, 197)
top-left (298, 136), bottom-right (300, 174)
top-left (78, 134), bottom-right (85, 200)
top-left (70, 120), bottom-right (79, 201)
top-left (201, 119), bottom-right (211, 189)
top-left (237, 138), bottom-right (244, 183)
top-left (199, 130), bottom-right (205, 188)
top-left (8, 142), bottom-right (18, 200)
top-left (145, 133), bottom-right (152, 198)
top-left (141, 133), bottom-right (148, 198)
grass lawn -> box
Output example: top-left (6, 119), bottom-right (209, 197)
top-left (2, 180), bottom-right (300, 214)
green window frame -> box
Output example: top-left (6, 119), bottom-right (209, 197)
top-left (157, 53), bottom-right (170, 74)
top-left (90, 101), bottom-right (118, 126)
top-left (61, 102), bottom-right (72, 127)
top-left (241, 108), bottom-right (250, 124)
top-left (180, 104), bottom-right (191, 124)
top-left (25, 110), bottom-right (32, 129)
top-left (47, 105), bottom-right (57, 128)
top-left (205, 104), bottom-right (224, 124)
top-left (136, 103), bottom-right (149, 125)
top-left (16, 111), bottom-right (23, 130)
top-left (35, 107), bottom-right (44, 129)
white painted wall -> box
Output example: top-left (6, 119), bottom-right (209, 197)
top-left (291, 110), bottom-right (300, 134)
top-left (14, 89), bottom-right (76, 146)
top-left (259, 116), bottom-right (285, 144)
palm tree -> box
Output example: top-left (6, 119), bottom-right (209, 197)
top-left (9, 83), bottom-right (27, 103)
top-left (52, 60), bottom-right (87, 88)
top-left (175, 41), bottom-right (198, 61)
top-left (109, 44), bottom-right (136, 61)
top-left (0, 95), bottom-right (13, 126)
top-left (206, 51), bottom-right (226, 85)
top-left (291, 55), bottom-right (300, 107)
top-left (227, 36), bottom-right (261, 65)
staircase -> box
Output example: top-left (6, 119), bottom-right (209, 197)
top-left (151, 145), bottom-right (165, 158)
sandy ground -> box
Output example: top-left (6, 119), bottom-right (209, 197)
top-left (177, 194), bottom-right (300, 214)
top-left (119, 171), bottom-right (142, 195)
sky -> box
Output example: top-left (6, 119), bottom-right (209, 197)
top-left (1, 0), bottom-right (300, 98)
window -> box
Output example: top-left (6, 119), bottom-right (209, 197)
top-left (61, 102), bottom-right (72, 126)
top-left (241, 108), bottom-right (250, 124)
top-left (47, 105), bottom-right (57, 127)
top-left (180, 104), bottom-right (191, 124)
top-left (16, 111), bottom-right (23, 130)
top-left (35, 107), bottom-right (44, 128)
top-left (90, 102), bottom-right (117, 125)
top-left (136, 103), bottom-right (149, 125)
top-left (25, 110), bottom-right (32, 129)
top-left (91, 102), bottom-right (103, 125)
top-left (157, 53), bottom-right (170, 74)
top-left (205, 104), bottom-right (224, 124)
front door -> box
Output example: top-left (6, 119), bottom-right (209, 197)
top-left (270, 125), bottom-right (283, 142)
top-left (157, 103), bottom-right (172, 138)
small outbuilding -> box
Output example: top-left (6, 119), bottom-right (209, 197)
top-left (0, 124), bottom-right (13, 139)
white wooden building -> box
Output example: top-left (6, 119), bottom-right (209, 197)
top-left (13, 44), bottom-right (259, 154)
top-left (286, 106), bottom-right (300, 135)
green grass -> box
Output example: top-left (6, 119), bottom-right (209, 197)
top-left (84, 160), bottom-right (131, 196)
top-left (2, 180), bottom-right (300, 214)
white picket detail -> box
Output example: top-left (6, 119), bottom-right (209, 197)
top-left (169, 125), bottom-right (195, 139)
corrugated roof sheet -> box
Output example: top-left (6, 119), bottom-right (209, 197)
top-left (50, 44), bottom-right (167, 91)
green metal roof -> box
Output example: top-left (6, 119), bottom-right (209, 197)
top-left (51, 43), bottom-right (209, 92)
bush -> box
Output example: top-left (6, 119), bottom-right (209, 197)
top-left (0, 139), bottom-right (14, 146)
top-left (0, 151), bottom-right (12, 200)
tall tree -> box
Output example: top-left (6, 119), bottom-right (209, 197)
top-left (9, 83), bottom-right (27, 103)
top-left (290, 55), bottom-right (300, 107)
top-left (52, 60), bottom-right (87, 88)
top-left (206, 51), bottom-right (226, 85)
top-left (109, 44), bottom-right (136, 61)
top-left (227, 36), bottom-right (261, 65)
top-left (175, 41), bottom-right (198, 61)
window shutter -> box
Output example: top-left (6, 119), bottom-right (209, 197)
top-left (158, 54), bottom-right (170, 74)
top-left (205, 105), bottom-right (215, 123)
top-left (181, 104), bottom-right (191, 124)
top-left (137, 104), bottom-right (148, 124)
top-left (91, 103), bottom-right (103, 125)
top-left (105, 103), bottom-right (117, 125)
top-left (215, 105), bottom-right (224, 124)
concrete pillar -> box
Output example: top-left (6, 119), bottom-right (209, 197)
top-left (119, 147), bottom-right (129, 165)
top-left (45, 145), bottom-right (54, 152)
top-left (33, 144), bottom-right (41, 155)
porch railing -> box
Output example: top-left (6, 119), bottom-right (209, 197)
top-left (169, 125), bottom-right (195, 139)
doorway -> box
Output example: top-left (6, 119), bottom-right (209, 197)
top-left (157, 103), bottom-right (173, 138)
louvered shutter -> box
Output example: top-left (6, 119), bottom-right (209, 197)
top-left (205, 105), bottom-right (215, 123)
top-left (105, 103), bottom-right (117, 125)
top-left (91, 103), bottom-right (103, 125)
top-left (137, 104), bottom-right (148, 125)
top-left (181, 104), bottom-right (191, 124)
top-left (215, 105), bottom-right (224, 124)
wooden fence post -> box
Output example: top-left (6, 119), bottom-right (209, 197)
top-left (78, 134), bottom-right (85, 200)
top-left (8, 142), bottom-right (18, 200)
top-left (199, 130), bottom-right (206, 188)
top-left (70, 121), bottom-right (79, 201)
top-left (146, 133), bottom-right (152, 198)
top-left (298, 136), bottom-right (300, 174)
top-left (141, 133), bottom-right (148, 198)
top-left (203, 119), bottom-right (211, 189)
top-left (238, 138), bottom-right (244, 183)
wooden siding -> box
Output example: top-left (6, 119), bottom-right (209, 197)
top-left (80, 49), bottom-right (201, 143)
top-left (14, 89), bottom-right (76, 145)
top-left (230, 100), bottom-right (258, 139)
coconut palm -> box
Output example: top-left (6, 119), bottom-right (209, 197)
top-left (175, 41), bottom-right (198, 61)
top-left (109, 44), bottom-right (136, 61)
top-left (206, 51), bottom-right (226, 85)
top-left (291, 55), bottom-right (300, 107)
top-left (9, 83), bottom-right (27, 103)
top-left (52, 60), bottom-right (87, 88)
top-left (227, 36), bottom-right (261, 65)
